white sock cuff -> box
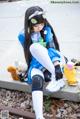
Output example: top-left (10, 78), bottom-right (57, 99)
top-left (31, 68), bottom-right (44, 79)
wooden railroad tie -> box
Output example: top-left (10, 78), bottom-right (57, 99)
top-left (0, 105), bottom-right (35, 119)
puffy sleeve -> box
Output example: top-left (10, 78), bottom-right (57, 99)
top-left (44, 26), bottom-right (55, 48)
top-left (18, 29), bottom-right (25, 46)
top-left (44, 26), bottom-right (53, 42)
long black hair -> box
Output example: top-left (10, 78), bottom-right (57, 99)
top-left (24, 6), bottom-right (60, 68)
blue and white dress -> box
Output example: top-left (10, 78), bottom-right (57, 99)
top-left (18, 26), bottom-right (61, 84)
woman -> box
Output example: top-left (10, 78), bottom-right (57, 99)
top-left (18, 6), bottom-right (65, 119)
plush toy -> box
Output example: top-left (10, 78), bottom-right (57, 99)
top-left (7, 61), bottom-right (28, 82)
top-left (7, 66), bottom-right (19, 80)
top-left (64, 61), bottom-right (77, 86)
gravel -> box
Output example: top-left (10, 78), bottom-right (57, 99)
top-left (0, 88), bottom-right (80, 119)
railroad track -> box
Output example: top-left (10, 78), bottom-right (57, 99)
top-left (0, 105), bottom-right (35, 119)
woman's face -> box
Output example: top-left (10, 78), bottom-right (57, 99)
top-left (33, 23), bottom-right (44, 32)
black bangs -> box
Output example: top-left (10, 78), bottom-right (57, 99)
top-left (28, 14), bottom-right (45, 26)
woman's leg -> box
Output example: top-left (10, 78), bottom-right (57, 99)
top-left (46, 49), bottom-right (65, 92)
top-left (30, 43), bottom-right (55, 75)
top-left (31, 68), bottom-right (45, 119)
top-left (30, 43), bottom-right (65, 92)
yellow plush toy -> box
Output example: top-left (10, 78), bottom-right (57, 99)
top-left (64, 62), bottom-right (77, 86)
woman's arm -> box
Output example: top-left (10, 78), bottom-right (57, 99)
top-left (44, 26), bottom-right (60, 51)
top-left (18, 30), bottom-right (25, 46)
top-left (44, 26), bottom-right (56, 49)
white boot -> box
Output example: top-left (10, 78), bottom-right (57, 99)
top-left (46, 75), bottom-right (60, 92)
top-left (32, 91), bottom-right (45, 119)
top-left (57, 78), bottom-right (65, 88)
top-left (46, 75), bottom-right (65, 92)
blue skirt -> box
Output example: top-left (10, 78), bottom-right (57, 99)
top-left (26, 48), bottom-right (61, 84)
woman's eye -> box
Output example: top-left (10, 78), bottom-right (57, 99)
top-left (34, 23), bottom-right (44, 27)
top-left (34, 25), bottom-right (38, 27)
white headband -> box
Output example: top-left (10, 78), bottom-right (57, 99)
top-left (29, 11), bottom-right (45, 20)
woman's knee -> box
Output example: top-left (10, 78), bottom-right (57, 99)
top-left (29, 43), bottom-right (39, 53)
top-left (29, 43), bottom-right (47, 55)
top-left (31, 68), bottom-right (44, 91)
top-left (32, 75), bottom-right (44, 91)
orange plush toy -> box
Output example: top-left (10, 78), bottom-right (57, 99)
top-left (7, 66), bottom-right (19, 80)
top-left (7, 61), bottom-right (28, 81)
